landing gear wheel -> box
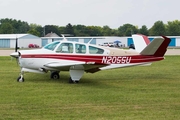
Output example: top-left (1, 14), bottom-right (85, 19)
top-left (75, 81), bottom-right (79, 83)
top-left (50, 72), bottom-right (60, 80)
top-left (69, 77), bottom-right (73, 83)
top-left (69, 77), bottom-right (79, 83)
top-left (17, 76), bottom-right (24, 82)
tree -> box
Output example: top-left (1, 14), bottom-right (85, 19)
top-left (0, 23), bottom-right (13, 34)
top-left (29, 24), bottom-right (44, 37)
top-left (102, 25), bottom-right (112, 36)
top-left (35, 26), bottom-right (44, 37)
top-left (44, 25), bottom-right (60, 36)
top-left (59, 26), bottom-right (66, 35)
top-left (64, 23), bottom-right (74, 36)
top-left (73, 24), bottom-right (89, 36)
top-left (2, 18), bottom-right (180, 36)
top-left (138, 25), bottom-right (149, 35)
top-left (149, 21), bottom-right (166, 36)
top-left (118, 24), bottom-right (138, 36)
top-left (0, 18), bottom-right (30, 33)
top-left (111, 29), bottom-right (119, 36)
top-left (166, 20), bottom-right (180, 36)
top-left (86, 26), bottom-right (103, 36)
top-left (18, 21), bottom-right (30, 33)
top-left (28, 29), bottom-right (40, 36)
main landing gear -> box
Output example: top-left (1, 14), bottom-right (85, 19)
top-left (50, 71), bottom-right (60, 80)
top-left (50, 71), bottom-right (79, 83)
top-left (50, 71), bottom-right (81, 83)
top-left (69, 77), bottom-right (79, 83)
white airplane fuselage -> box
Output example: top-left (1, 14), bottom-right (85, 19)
top-left (10, 34), bottom-right (171, 83)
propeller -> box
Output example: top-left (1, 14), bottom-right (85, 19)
top-left (15, 37), bottom-right (18, 52)
top-left (10, 36), bottom-right (19, 58)
top-left (13, 36), bottom-right (20, 65)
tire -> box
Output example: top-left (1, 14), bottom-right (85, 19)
top-left (75, 81), bottom-right (79, 83)
top-left (17, 76), bottom-right (24, 82)
top-left (69, 77), bottom-right (73, 83)
top-left (50, 72), bottom-right (60, 80)
top-left (69, 77), bottom-right (79, 83)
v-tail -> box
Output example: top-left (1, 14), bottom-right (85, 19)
top-left (140, 36), bottom-right (171, 57)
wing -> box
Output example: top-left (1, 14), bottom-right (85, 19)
top-left (44, 61), bottom-right (108, 73)
top-left (44, 61), bottom-right (85, 68)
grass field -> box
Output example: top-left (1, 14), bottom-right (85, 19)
top-left (0, 56), bottom-right (180, 120)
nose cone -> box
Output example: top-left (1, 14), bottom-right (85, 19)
top-left (10, 52), bottom-right (19, 58)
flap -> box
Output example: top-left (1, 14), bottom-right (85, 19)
top-left (44, 61), bottom-right (85, 68)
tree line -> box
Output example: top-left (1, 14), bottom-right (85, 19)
top-left (0, 18), bottom-right (180, 37)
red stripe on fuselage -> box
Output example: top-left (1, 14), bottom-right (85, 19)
top-left (21, 54), bottom-right (164, 64)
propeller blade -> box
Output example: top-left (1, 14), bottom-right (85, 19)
top-left (15, 37), bottom-right (18, 52)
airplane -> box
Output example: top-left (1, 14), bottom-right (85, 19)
top-left (10, 34), bottom-right (171, 83)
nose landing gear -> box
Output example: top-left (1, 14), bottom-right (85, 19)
top-left (17, 74), bottom-right (24, 82)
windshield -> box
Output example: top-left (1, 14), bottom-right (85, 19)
top-left (43, 41), bottom-right (60, 51)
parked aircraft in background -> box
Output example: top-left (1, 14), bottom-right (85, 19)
top-left (10, 34), bottom-right (171, 83)
top-left (101, 41), bottom-right (125, 47)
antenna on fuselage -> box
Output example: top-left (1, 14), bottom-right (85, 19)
top-left (87, 38), bottom-right (94, 44)
top-left (61, 34), bottom-right (68, 41)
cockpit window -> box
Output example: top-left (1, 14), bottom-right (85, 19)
top-left (44, 41), bottom-right (60, 51)
top-left (56, 43), bottom-right (73, 53)
top-left (75, 44), bottom-right (86, 54)
top-left (89, 46), bottom-right (104, 54)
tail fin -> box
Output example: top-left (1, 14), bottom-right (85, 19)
top-left (140, 36), bottom-right (171, 57)
top-left (132, 34), bottom-right (150, 53)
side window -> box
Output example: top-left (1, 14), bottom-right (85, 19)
top-left (56, 43), bottom-right (73, 53)
top-left (75, 44), bottom-right (86, 54)
top-left (89, 46), bottom-right (104, 54)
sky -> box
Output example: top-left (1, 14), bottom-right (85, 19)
top-left (0, 0), bottom-right (179, 29)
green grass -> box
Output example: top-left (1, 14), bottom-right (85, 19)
top-left (0, 56), bottom-right (180, 120)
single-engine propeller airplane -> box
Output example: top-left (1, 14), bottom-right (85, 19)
top-left (10, 34), bottom-right (171, 83)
